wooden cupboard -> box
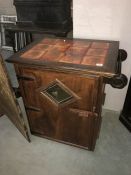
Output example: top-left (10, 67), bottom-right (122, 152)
top-left (3, 37), bottom-right (127, 150)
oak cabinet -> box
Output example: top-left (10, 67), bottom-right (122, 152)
top-left (6, 37), bottom-right (127, 150)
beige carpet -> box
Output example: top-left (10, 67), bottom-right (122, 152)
top-left (0, 109), bottom-right (131, 175)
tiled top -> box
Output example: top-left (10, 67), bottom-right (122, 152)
top-left (21, 38), bottom-right (110, 67)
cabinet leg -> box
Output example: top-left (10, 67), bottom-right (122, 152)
top-left (0, 113), bottom-right (3, 117)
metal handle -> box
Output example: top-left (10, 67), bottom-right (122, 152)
top-left (110, 74), bottom-right (128, 89)
top-left (116, 49), bottom-right (127, 75)
top-left (17, 75), bottom-right (35, 81)
top-left (110, 49), bottom-right (128, 89)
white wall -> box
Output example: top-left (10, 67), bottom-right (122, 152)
top-left (73, 0), bottom-right (131, 112)
top-left (0, 0), bottom-right (16, 15)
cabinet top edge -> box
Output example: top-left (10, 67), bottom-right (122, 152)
top-left (7, 37), bottom-right (119, 77)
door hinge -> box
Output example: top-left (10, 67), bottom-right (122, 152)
top-left (13, 87), bottom-right (21, 98)
top-left (25, 106), bottom-right (41, 112)
top-left (17, 75), bottom-right (35, 81)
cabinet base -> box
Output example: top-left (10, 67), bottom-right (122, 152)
top-left (31, 131), bottom-right (95, 151)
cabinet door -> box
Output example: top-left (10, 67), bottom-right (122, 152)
top-left (16, 67), bottom-right (102, 149)
top-left (56, 108), bottom-right (98, 150)
top-left (0, 55), bottom-right (30, 141)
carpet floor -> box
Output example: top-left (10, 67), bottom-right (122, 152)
top-left (0, 110), bottom-right (131, 175)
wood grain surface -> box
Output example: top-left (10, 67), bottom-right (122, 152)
top-left (6, 37), bottom-right (120, 150)
top-left (21, 39), bottom-right (109, 66)
top-left (0, 55), bottom-right (30, 141)
top-left (15, 65), bottom-right (104, 150)
top-left (7, 37), bottom-right (119, 77)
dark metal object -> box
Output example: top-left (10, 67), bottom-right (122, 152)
top-left (107, 49), bottom-right (128, 89)
top-left (17, 75), bottom-right (35, 81)
top-left (118, 49), bottom-right (127, 62)
top-left (13, 87), bottom-right (21, 98)
top-left (14, 0), bottom-right (72, 31)
top-left (119, 77), bottom-right (131, 132)
top-left (110, 74), bottom-right (128, 89)
top-left (25, 106), bottom-right (41, 112)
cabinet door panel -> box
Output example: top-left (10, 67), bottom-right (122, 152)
top-left (0, 56), bottom-right (30, 141)
top-left (16, 66), bottom-right (101, 149)
top-left (27, 97), bottom-right (59, 138)
top-left (56, 108), bottom-right (97, 150)
top-left (18, 68), bottom-right (100, 111)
